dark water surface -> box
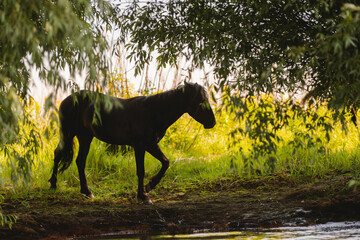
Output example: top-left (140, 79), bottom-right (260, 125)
top-left (73, 221), bottom-right (360, 239)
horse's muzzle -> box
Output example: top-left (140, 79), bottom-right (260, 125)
top-left (203, 120), bottom-right (216, 129)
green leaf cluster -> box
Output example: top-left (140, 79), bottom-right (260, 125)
top-left (0, 0), bottom-right (120, 184)
top-left (300, 3), bottom-right (360, 112)
top-left (0, 0), bottom-right (118, 144)
top-left (120, 1), bottom-right (360, 170)
top-left (120, 1), bottom-right (360, 111)
top-left (224, 91), bottom-right (334, 174)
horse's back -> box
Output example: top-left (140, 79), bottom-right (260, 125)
top-left (63, 91), bottom-right (148, 145)
top-left (58, 90), bottom-right (170, 146)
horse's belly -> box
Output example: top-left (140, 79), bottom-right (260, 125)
top-left (91, 124), bottom-right (132, 145)
top-left (90, 118), bottom-right (146, 146)
top-left (83, 104), bottom-right (151, 146)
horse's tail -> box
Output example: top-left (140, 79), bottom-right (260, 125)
top-left (54, 91), bottom-right (91, 173)
top-left (54, 97), bottom-right (78, 173)
top-left (56, 129), bottom-right (75, 173)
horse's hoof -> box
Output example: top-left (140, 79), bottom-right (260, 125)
top-left (49, 179), bottom-right (57, 190)
top-left (137, 193), bottom-right (152, 204)
top-left (81, 190), bottom-right (94, 199)
top-left (81, 193), bottom-right (94, 199)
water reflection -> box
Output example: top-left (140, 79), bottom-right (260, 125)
top-left (75, 221), bottom-right (360, 240)
top-left (157, 222), bottom-right (360, 239)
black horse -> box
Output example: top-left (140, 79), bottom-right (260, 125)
top-left (49, 82), bottom-right (216, 202)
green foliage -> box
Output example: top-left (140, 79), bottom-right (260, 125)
top-left (0, 0), bottom-right (117, 91)
top-left (1, 96), bottom-right (359, 202)
top-left (107, 70), bottom-right (135, 98)
top-left (120, 0), bottom-right (360, 111)
top-left (2, 0), bottom-right (360, 201)
top-left (223, 91), bottom-right (335, 175)
top-left (0, 211), bottom-right (16, 229)
top-left (0, 91), bottom-right (22, 145)
top-left (0, 0), bottom-right (119, 180)
top-left (298, 3), bottom-right (360, 111)
top-left (1, 97), bottom-right (360, 237)
top-left (0, 100), bottom-right (56, 185)
top-left (121, 0), bottom-right (360, 174)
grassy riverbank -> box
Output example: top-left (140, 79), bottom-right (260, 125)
top-left (0, 96), bottom-right (360, 235)
top-left (0, 173), bottom-right (359, 239)
top-left (1, 97), bottom-right (359, 194)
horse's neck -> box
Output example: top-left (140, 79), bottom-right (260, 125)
top-left (151, 89), bottom-right (187, 130)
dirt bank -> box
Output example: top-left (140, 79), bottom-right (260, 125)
top-left (1, 175), bottom-right (359, 239)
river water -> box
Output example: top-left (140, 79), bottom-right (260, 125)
top-left (78, 221), bottom-right (360, 240)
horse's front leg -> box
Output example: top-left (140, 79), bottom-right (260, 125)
top-left (134, 146), bottom-right (150, 202)
top-left (76, 134), bottom-right (93, 198)
top-left (145, 144), bottom-right (169, 193)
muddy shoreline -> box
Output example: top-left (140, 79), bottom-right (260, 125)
top-left (1, 176), bottom-right (359, 239)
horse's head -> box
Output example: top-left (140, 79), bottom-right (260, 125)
top-left (183, 82), bottom-right (216, 129)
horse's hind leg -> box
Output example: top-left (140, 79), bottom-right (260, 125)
top-left (134, 146), bottom-right (150, 202)
top-left (49, 147), bottom-right (62, 189)
top-left (76, 133), bottom-right (93, 197)
top-left (145, 144), bottom-right (169, 193)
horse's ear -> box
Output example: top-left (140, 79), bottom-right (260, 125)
top-left (177, 83), bottom-right (186, 93)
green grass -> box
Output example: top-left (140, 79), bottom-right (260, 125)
top-left (1, 98), bottom-right (360, 201)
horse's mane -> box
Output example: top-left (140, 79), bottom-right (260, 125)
top-left (145, 84), bottom-right (189, 103)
